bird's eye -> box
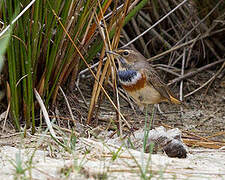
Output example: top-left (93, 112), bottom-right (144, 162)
top-left (123, 50), bottom-right (129, 56)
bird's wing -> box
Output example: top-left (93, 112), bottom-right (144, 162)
top-left (144, 68), bottom-right (172, 101)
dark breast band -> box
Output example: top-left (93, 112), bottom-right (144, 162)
top-left (118, 70), bottom-right (146, 91)
top-left (118, 70), bottom-right (137, 82)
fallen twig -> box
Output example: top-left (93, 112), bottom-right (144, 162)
top-left (184, 61), bottom-right (225, 97)
top-left (168, 59), bottom-right (225, 86)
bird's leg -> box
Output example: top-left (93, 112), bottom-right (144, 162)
top-left (150, 105), bottom-right (156, 129)
top-left (144, 105), bottom-right (155, 129)
top-left (143, 105), bottom-right (149, 152)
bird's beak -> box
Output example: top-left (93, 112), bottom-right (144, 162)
top-left (106, 50), bottom-right (127, 67)
top-left (105, 50), bottom-right (119, 56)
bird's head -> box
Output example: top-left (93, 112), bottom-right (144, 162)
top-left (106, 48), bottom-right (147, 70)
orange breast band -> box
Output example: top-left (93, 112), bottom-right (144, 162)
top-left (122, 74), bottom-right (146, 92)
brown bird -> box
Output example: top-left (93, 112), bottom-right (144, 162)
top-left (107, 48), bottom-right (181, 111)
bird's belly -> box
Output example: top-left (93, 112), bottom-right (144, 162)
top-left (118, 70), bottom-right (166, 105)
top-left (126, 85), bottom-right (163, 105)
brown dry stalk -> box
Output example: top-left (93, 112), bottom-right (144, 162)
top-left (183, 139), bottom-right (224, 149)
top-left (51, 7), bottom-right (131, 129)
top-left (168, 59), bottom-right (225, 86)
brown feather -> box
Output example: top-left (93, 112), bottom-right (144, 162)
top-left (143, 65), bottom-right (181, 104)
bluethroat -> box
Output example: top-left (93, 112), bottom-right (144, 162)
top-left (107, 48), bottom-right (181, 111)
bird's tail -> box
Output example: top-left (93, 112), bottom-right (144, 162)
top-left (169, 95), bottom-right (181, 104)
top-left (169, 95), bottom-right (187, 107)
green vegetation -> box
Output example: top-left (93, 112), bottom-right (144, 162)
top-left (0, 0), bottom-right (148, 132)
top-left (0, 0), bottom-right (224, 145)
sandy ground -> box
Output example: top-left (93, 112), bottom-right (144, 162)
top-left (0, 137), bottom-right (225, 180)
